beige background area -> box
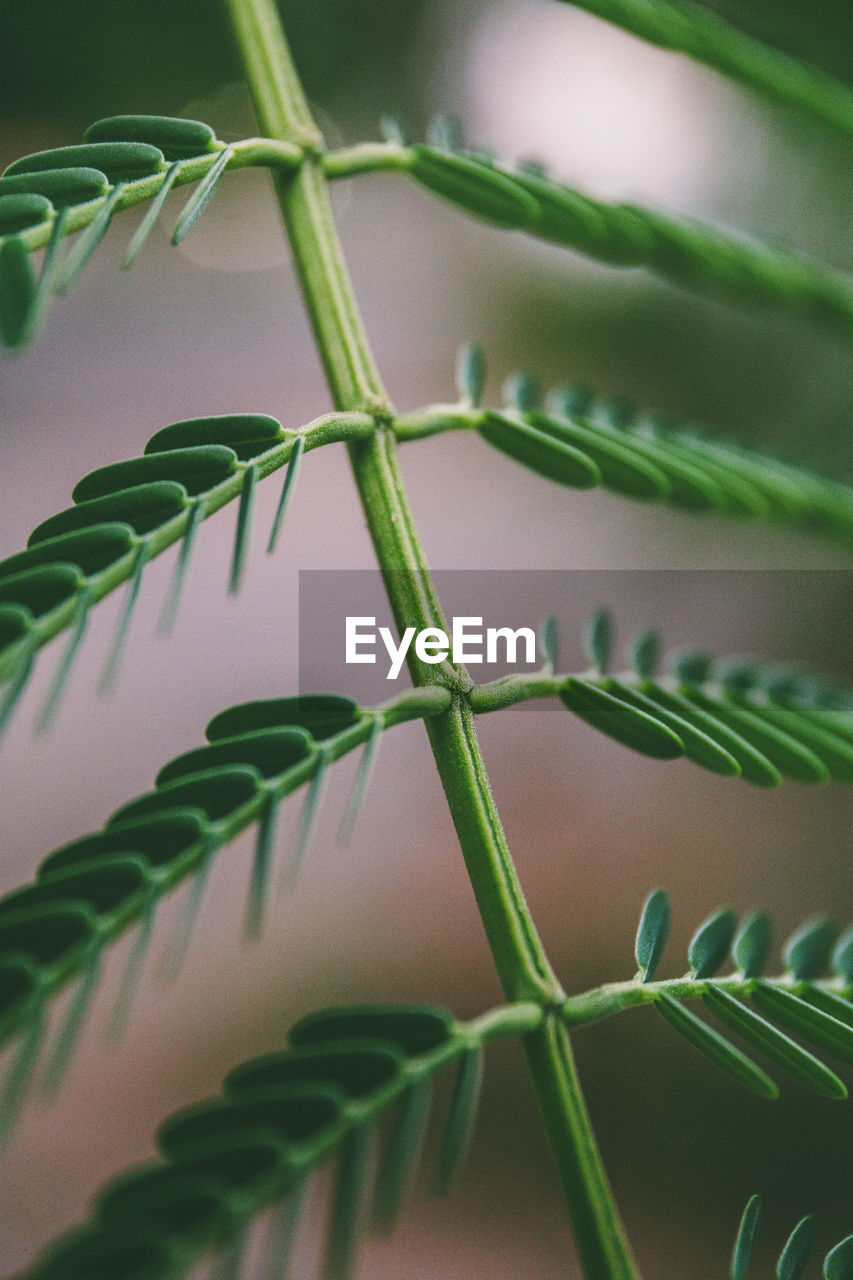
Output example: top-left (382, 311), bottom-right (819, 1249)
top-left (1, 2), bottom-right (852, 1275)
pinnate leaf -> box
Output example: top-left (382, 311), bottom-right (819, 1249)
top-left (560, 678), bottom-right (684, 760)
top-left (777, 1215), bottom-right (817, 1280)
top-left (688, 908), bottom-right (737, 979)
top-left (733, 913), bottom-right (772, 979)
top-left (784, 917), bottom-right (837, 981)
top-left (654, 994), bottom-right (778, 1099)
top-left (635, 888), bottom-right (671, 982)
top-left (730, 1194), bottom-right (762, 1280)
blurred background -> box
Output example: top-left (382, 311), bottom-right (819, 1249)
top-left (1, 1), bottom-right (852, 1276)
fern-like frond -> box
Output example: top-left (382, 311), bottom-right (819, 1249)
top-left (0, 117), bottom-right (301, 349)
top-left (0, 410), bottom-right (374, 733)
top-left (0, 686), bottom-right (451, 1139)
top-left (7, 113), bottom-right (853, 354)
top-left (561, 892), bottom-right (853, 1104)
top-left (22, 378), bottom-right (849, 748)
top-left (327, 135), bottom-right (853, 339)
top-left (17, 1000), bottom-right (540, 1280)
top-left (0, 123), bottom-right (302, 255)
top-left (730, 1194), bottom-right (763, 1280)
top-left (471, 610), bottom-right (853, 787)
top-left (394, 354), bottom-right (853, 548)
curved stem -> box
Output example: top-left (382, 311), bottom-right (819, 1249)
top-left (222, 2), bottom-right (642, 1276)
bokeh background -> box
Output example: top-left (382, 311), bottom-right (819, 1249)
top-left (1, 1), bottom-right (852, 1276)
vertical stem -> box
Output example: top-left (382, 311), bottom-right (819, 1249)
top-left (222, 3), bottom-right (641, 1276)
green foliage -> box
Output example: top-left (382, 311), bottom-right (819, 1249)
top-left (0, 409), bottom-right (373, 710)
top-left (560, 677), bottom-right (686, 758)
top-left (562, 894), bottom-right (853, 1120)
top-left (689, 908), bottom-right (738, 978)
top-left (634, 888), bottom-right (671, 983)
top-left (21, 1002), bottom-right (526, 1280)
top-left (722, 1195), bottom-right (853, 1280)
top-left (1, 3), bottom-right (853, 1279)
top-left (0, 684), bottom-right (452, 1118)
top-left (777, 1216), bottom-right (818, 1280)
top-left (84, 116), bottom-right (218, 161)
top-left (731, 1194), bottom-right (763, 1280)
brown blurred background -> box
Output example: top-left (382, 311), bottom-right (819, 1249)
top-left (1, 1), bottom-right (852, 1276)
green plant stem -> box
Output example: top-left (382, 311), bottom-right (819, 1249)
top-left (222, 2), bottom-right (641, 1276)
top-left (222, 0), bottom-right (553, 999)
top-left (471, 672), bottom-right (567, 712)
top-left (392, 403), bottom-right (479, 440)
top-left (322, 141), bottom-right (411, 178)
top-left (465, 1000), bottom-right (544, 1043)
top-left (560, 973), bottom-right (852, 1026)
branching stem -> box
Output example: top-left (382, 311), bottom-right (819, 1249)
top-left (222, 1), bottom-right (642, 1276)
